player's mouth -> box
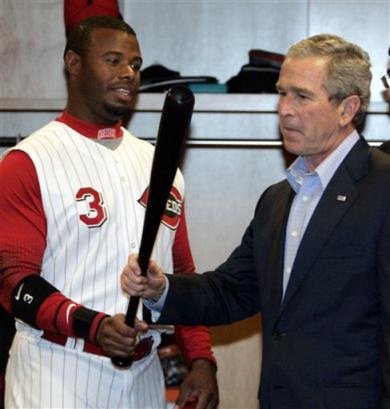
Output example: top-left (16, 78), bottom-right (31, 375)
top-left (112, 87), bottom-right (136, 102)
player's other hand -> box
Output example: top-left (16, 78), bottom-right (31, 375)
top-left (121, 253), bottom-right (166, 301)
top-left (96, 313), bottom-right (148, 358)
top-left (175, 359), bottom-right (219, 409)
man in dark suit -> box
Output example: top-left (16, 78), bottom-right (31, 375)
top-left (121, 34), bottom-right (390, 409)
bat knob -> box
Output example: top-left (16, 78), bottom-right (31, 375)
top-left (111, 356), bottom-right (133, 369)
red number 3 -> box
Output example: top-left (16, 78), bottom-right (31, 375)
top-left (75, 187), bottom-right (107, 227)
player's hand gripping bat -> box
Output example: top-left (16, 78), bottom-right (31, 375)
top-left (111, 86), bottom-right (195, 369)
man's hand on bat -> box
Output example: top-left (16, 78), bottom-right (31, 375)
top-left (96, 314), bottom-right (149, 357)
top-left (121, 254), bottom-right (167, 301)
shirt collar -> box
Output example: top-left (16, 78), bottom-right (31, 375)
top-left (286, 130), bottom-right (360, 193)
top-left (55, 110), bottom-right (123, 140)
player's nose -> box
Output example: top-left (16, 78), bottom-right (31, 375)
top-left (118, 63), bottom-right (138, 80)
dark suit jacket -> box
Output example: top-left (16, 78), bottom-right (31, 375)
top-left (159, 138), bottom-right (390, 409)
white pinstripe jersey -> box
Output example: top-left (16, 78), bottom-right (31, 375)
top-left (9, 119), bottom-right (184, 354)
top-left (5, 120), bottom-right (185, 408)
top-left (13, 120), bottom-right (183, 314)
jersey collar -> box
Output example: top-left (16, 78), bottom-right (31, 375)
top-left (56, 111), bottom-right (123, 140)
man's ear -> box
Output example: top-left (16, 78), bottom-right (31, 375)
top-left (64, 50), bottom-right (81, 76)
top-left (339, 95), bottom-right (361, 126)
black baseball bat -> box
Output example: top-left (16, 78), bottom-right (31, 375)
top-left (111, 85), bottom-right (195, 368)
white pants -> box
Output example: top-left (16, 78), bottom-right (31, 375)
top-left (5, 331), bottom-right (166, 409)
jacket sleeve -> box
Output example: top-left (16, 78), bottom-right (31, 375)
top-left (161, 207), bottom-right (261, 327)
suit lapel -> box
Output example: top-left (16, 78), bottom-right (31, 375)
top-left (267, 184), bottom-right (295, 316)
top-left (279, 138), bottom-right (370, 312)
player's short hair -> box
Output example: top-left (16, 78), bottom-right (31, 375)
top-left (64, 15), bottom-right (137, 59)
top-left (286, 34), bottom-right (371, 127)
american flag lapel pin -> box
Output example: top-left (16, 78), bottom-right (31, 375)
top-left (336, 195), bottom-right (347, 202)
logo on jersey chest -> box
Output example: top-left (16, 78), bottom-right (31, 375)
top-left (138, 186), bottom-right (182, 230)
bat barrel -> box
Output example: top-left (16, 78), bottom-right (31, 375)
top-left (138, 86), bottom-right (194, 275)
top-left (111, 86), bottom-right (194, 369)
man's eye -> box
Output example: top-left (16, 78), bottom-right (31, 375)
top-left (106, 57), bottom-right (120, 65)
top-left (130, 61), bottom-right (142, 71)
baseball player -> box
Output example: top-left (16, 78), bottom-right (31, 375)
top-left (0, 16), bottom-right (218, 409)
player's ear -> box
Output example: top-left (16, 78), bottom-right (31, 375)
top-left (64, 50), bottom-right (82, 76)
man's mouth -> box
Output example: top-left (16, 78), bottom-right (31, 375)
top-left (116, 87), bottom-right (131, 95)
top-left (282, 124), bottom-right (299, 133)
top-left (112, 87), bottom-right (136, 100)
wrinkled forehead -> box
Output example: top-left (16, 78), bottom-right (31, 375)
top-left (277, 56), bottom-right (329, 87)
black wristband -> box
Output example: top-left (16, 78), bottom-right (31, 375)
top-left (73, 306), bottom-right (99, 339)
top-left (11, 274), bottom-right (58, 327)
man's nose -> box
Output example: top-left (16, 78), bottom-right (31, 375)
top-left (119, 64), bottom-right (137, 79)
top-left (277, 95), bottom-right (293, 117)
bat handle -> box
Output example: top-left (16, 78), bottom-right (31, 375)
top-left (110, 296), bottom-right (141, 369)
top-left (110, 254), bottom-right (149, 369)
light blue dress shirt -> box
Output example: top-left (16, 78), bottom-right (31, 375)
top-left (283, 131), bottom-right (360, 296)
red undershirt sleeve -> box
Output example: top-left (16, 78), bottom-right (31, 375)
top-left (172, 205), bottom-right (216, 366)
top-left (0, 150), bottom-right (46, 310)
top-left (0, 150), bottom-right (105, 343)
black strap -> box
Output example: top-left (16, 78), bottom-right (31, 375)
top-left (11, 274), bottom-right (58, 327)
top-left (73, 306), bottom-right (99, 339)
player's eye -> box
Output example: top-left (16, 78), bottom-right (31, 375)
top-left (105, 56), bottom-right (120, 65)
top-left (130, 59), bottom-right (142, 72)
